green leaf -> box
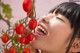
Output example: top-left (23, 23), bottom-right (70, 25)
top-left (1, 3), bottom-right (13, 20)
top-left (5, 12), bottom-right (13, 20)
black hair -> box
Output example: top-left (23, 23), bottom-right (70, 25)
top-left (49, 2), bottom-right (80, 53)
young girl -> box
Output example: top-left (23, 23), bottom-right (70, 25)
top-left (30, 2), bottom-right (80, 53)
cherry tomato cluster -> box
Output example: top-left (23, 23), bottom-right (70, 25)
top-left (1, 0), bottom-right (37, 53)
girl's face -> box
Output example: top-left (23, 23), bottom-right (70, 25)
top-left (30, 12), bottom-right (73, 53)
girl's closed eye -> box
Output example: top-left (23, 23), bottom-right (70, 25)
top-left (56, 17), bottom-right (65, 22)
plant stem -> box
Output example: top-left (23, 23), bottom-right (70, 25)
top-left (0, 1), bottom-right (11, 29)
top-left (0, 17), bottom-right (11, 28)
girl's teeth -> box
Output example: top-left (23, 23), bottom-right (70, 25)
top-left (37, 26), bottom-right (47, 35)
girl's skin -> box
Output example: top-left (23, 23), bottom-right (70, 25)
top-left (30, 12), bottom-right (80, 53)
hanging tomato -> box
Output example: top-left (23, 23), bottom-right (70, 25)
top-left (23, 0), bottom-right (33, 12)
top-left (27, 11), bottom-right (33, 18)
top-left (1, 34), bottom-right (9, 43)
top-left (15, 24), bottom-right (24, 34)
top-left (28, 19), bottom-right (37, 30)
top-left (23, 48), bottom-right (30, 53)
top-left (27, 33), bottom-right (35, 41)
top-left (19, 36), bottom-right (26, 44)
top-left (9, 47), bottom-right (17, 53)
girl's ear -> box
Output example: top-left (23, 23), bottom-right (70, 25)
top-left (69, 38), bottom-right (80, 52)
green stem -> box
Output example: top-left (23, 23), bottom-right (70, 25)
top-left (33, 0), bottom-right (36, 18)
top-left (25, 17), bottom-right (28, 27)
top-left (11, 31), bottom-right (15, 46)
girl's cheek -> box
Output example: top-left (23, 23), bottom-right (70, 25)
top-left (49, 18), bottom-right (56, 27)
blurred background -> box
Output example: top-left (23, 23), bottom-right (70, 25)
top-left (0, 0), bottom-right (80, 50)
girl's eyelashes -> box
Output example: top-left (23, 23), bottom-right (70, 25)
top-left (56, 17), bottom-right (65, 22)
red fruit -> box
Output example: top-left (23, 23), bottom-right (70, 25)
top-left (28, 19), bottom-right (37, 30)
top-left (23, 48), bottom-right (30, 53)
top-left (27, 33), bottom-right (35, 41)
top-left (1, 34), bottom-right (9, 43)
top-left (27, 11), bottom-right (33, 18)
top-left (23, 0), bottom-right (32, 12)
top-left (4, 49), bottom-right (9, 53)
top-left (25, 37), bottom-right (30, 44)
top-left (19, 36), bottom-right (26, 44)
top-left (15, 24), bottom-right (24, 34)
top-left (24, 29), bottom-right (28, 35)
top-left (9, 47), bottom-right (17, 53)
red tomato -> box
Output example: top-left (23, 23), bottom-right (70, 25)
top-left (24, 29), bottom-right (28, 35)
top-left (25, 37), bottom-right (30, 44)
top-left (27, 11), bottom-right (33, 18)
top-left (15, 24), bottom-right (24, 34)
top-left (19, 36), bottom-right (26, 44)
top-left (9, 47), bottom-right (17, 53)
top-left (23, 48), bottom-right (30, 53)
top-left (4, 49), bottom-right (9, 53)
top-left (1, 34), bottom-right (9, 43)
top-left (27, 33), bottom-right (34, 41)
top-left (23, 0), bottom-right (32, 12)
top-left (28, 19), bottom-right (37, 30)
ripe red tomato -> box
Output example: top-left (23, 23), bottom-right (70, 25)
top-left (9, 47), bottom-right (17, 53)
top-left (19, 36), bottom-right (26, 44)
top-left (23, 0), bottom-right (32, 12)
top-left (24, 29), bottom-right (28, 35)
top-left (23, 48), bottom-right (30, 53)
top-left (4, 49), bottom-right (9, 53)
top-left (25, 37), bottom-right (30, 44)
top-left (1, 34), bottom-right (9, 43)
top-left (27, 33), bottom-right (35, 41)
top-left (27, 11), bottom-right (33, 18)
top-left (15, 24), bottom-right (24, 34)
top-left (28, 19), bottom-right (37, 30)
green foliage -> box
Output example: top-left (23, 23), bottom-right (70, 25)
top-left (1, 2), bottom-right (13, 20)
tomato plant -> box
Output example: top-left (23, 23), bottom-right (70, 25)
top-left (0, 0), bottom-right (37, 53)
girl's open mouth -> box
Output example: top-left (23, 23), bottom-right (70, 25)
top-left (35, 23), bottom-right (48, 36)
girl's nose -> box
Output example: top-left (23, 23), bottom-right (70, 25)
top-left (38, 13), bottom-right (53, 24)
top-left (41, 16), bottom-right (50, 24)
